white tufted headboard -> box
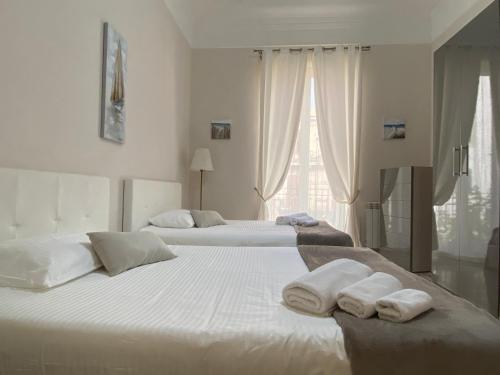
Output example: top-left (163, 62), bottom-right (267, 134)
top-left (122, 179), bottom-right (182, 232)
top-left (0, 168), bottom-right (110, 241)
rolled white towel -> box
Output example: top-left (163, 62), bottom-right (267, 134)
top-left (283, 259), bottom-right (373, 315)
top-left (337, 272), bottom-right (403, 319)
top-left (376, 289), bottom-right (433, 323)
top-left (276, 212), bottom-right (308, 225)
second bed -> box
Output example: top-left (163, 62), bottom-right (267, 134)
top-left (122, 178), bottom-right (352, 247)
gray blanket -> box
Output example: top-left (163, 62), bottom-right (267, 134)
top-left (294, 221), bottom-right (353, 247)
top-left (298, 245), bottom-right (500, 375)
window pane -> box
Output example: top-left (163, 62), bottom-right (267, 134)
top-left (268, 74), bottom-right (347, 230)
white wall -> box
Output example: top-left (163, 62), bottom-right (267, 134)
top-left (358, 44), bottom-right (433, 243)
top-left (0, 0), bottom-right (192, 230)
top-left (0, 0), bottom-right (434, 235)
top-left (189, 45), bottom-right (433, 241)
top-left (189, 49), bottom-right (260, 219)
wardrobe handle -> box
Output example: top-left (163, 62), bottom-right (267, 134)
top-left (461, 145), bottom-right (469, 176)
top-left (452, 147), bottom-right (461, 176)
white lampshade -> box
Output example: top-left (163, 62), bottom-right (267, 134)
top-left (190, 148), bottom-right (214, 171)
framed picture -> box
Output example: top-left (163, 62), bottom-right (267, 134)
top-left (211, 121), bottom-right (231, 140)
top-left (100, 22), bottom-right (128, 144)
top-left (384, 121), bottom-right (406, 140)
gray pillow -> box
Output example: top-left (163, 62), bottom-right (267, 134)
top-left (87, 232), bottom-right (176, 276)
top-left (190, 210), bottom-right (227, 228)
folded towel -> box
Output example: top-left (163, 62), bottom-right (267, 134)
top-left (295, 216), bottom-right (319, 227)
top-left (283, 258), bottom-right (373, 315)
top-left (376, 289), bottom-right (433, 323)
top-left (276, 212), bottom-right (308, 225)
top-left (276, 213), bottom-right (319, 226)
top-left (337, 272), bottom-right (403, 319)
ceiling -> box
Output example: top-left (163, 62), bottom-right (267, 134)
top-left (163, 0), bottom-right (444, 48)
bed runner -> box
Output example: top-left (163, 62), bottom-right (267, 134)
top-left (297, 245), bottom-right (500, 375)
top-left (294, 221), bottom-right (353, 247)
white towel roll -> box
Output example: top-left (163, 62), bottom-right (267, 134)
top-left (337, 272), bottom-right (403, 319)
top-left (283, 259), bottom-right (373, 315)
top-left (376, 289), bottom-right (433, 323)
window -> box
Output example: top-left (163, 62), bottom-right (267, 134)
top-left (267, 67), bottom-right (347, 230)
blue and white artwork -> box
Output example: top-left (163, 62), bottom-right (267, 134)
top-left (211, 121), bottom-right (231, 140)
top-left (384, 121), bottom-right (406, 140)
top-left (100, 22), bottom-right (127, 143)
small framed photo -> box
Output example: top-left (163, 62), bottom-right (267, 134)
top-left (384, 121), bottom-right (406, 140)
top-left (211, 121), bottom-right (231, 140)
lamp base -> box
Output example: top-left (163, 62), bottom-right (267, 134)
top-left (199, 170), bottom-right (204, 210)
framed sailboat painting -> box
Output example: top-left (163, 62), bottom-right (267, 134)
top-left (100, 22), bottom-right (127, 143)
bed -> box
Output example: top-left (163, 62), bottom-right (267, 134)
top-left (0, 168), bottom-right (350, 375)
top-left (141, 219), bottom-right (296, 246)
top-left (0, 245), bottom-right (349, 374)
top-left (122, 178), bottom-right (352, 247)
top-left (2, 168), bottom-right (500, 375)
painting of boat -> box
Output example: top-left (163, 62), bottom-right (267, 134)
top-left (100, 22), bottom-right (127, 143)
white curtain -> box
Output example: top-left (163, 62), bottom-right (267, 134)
top-left (256, 49), bottom-right (308, 219)
top-left (312, 47), bottom-right (363, 246)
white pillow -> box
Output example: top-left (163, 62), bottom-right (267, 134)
top-left (0, 233), bottom-right (102, 289)
top-left (149, 209), bottom-right (195, 228)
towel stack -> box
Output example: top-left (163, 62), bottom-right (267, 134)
top-left (337, 272), bottom-right (403, 319)
top-left (276, 213), bottom-right (319, 227)
top-left (283, 259), bottom-right (433, 322)
top-left (283, 259), bottom-right (373, 315)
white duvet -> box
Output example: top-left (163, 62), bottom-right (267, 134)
top-left (0, 246), bottom-right (350, 375)
top-left (141, 220), bottom-right (297, 247)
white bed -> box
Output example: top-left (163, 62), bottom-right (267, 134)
top-left (122, 178), bottom-right (297, 246)
top-left (0, 168), bottom-right (350, 375)
top-left (141, 219), bottom-right (296, 246)
top-left (0, 245), bottom-right (350, 375)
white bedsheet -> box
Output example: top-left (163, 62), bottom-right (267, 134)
top-left (0, 246), bottom-right (350, 375)
top-left (141, 220), bottom-right (297, 246)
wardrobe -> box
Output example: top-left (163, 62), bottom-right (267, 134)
top-left (433, 0), bottom-right (500, 317)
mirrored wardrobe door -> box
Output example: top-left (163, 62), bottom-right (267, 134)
top-left (432, 47), bottom-right (463, 294)
top-left (433, 0), bottom-right (500, 317)
top-left (459, 59), bottom-right (500, 316)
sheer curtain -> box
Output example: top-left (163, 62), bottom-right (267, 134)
top-left (256, 49), bottom-right (309, 219)
top-left (312, 47), bottom-right (363, 246)
top-left (267, 64), bottom-right (348, 230)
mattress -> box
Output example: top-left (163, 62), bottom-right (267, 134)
top-left (141, 220), bottom-right (297, 246)
top-left (0, 245), bottom-right (350, 375)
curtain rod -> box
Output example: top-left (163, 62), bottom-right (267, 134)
top-left (253, 45), bottom-right (371, 56)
